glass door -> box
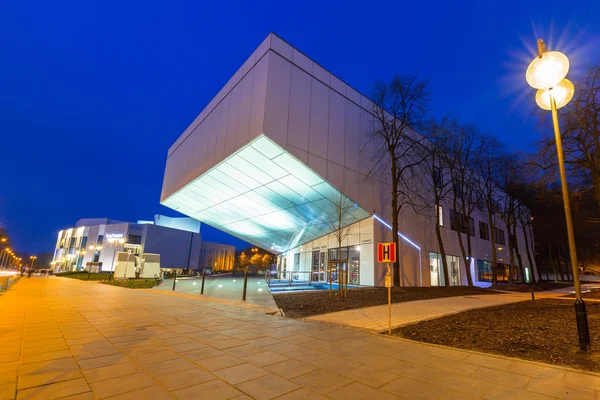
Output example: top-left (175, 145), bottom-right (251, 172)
top-left (319, 251), bottom-right (327, 282)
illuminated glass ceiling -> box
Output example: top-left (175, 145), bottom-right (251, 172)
top-left (161, 135), bottom-right (369, 253)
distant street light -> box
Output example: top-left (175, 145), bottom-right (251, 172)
top-left (29, 256), bottom-right (37, 269)
top-left (526, 39), bottom-right (590, 351)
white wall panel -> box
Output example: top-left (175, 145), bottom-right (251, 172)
top-left (287, 145), bottom-right (308, 165)
top-left (330, 75), bottom-right (346, 94)
top-left (292, 48), bottom-right (312, 72)
top-left (359, 109), bottom-right (375, 176)
top-left (236, 69), bottom-right (255, 149)
top-left (312, 63), bottom-right (330, 85)
top-left (264, 52), bottom-right (292, 149)
top-left (308, 80), bottom-right (329, 159)
top-left (326, 161), bottom-right (344, 192)
top-left (271, 34), bottom-right (293, 60)
top-left (344, 101), bottom-right (361, 172)
top-left (343, 168), bottom-right (361, 205)
top-left (224, 84), bottom-right (241, 158)
top-left (327, 91), bottom-right (346, 166)
top-left (214, 95), bottom-right (230, 163)
top-left (204, 110), bottom-right (217, 170)
top-left (308, 153), bottom-right (327, 180)
top-left (248, 52), bottom-right (269, 142)
top-left (286, 66), bottom-right (311, 152)
top-left (346, 86), bottom-right (361, 105)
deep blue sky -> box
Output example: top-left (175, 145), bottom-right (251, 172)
top-left (1, 0), bottom-right (599, 256)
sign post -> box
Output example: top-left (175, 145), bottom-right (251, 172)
top-left (378, 242), bottom-right (396, 335)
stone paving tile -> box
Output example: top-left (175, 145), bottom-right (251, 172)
top-left (153, 367), bottom-right (216, 391)
top-left (213, 363), bottom-right (269, 385)
top-left (16, 377), bottom-right (91, 400)
top-left (327, 381), bottom-right (400, 400)
top-left (235, 373), bottom-right (300, 400)
top-left (17, 369), bottom-right (83, 390)
top-left (263, 359), bottom-right (317, 380)
top-left (0, 383), bottom-right (16, 400)
top-left (104, 385), bottom-right (175, 400)
top-left (143, 357), bottom-right (196, 376)
top-left (82, 361), bottom-right (142, 383)
top-left (173, 379), bottom-right (243, 400)
top-left (5, 276), bottom-right (600, 400)
top-left (291, 369), bottom-right (353, 395)
top-left (380, 376), bottom-right (447, 400)
top-left (195, 354), bottom-right (245, 371)
top-left (342, 364), bottom-right (398, 388)
top-left (241, 350), bottom-right (288, 367)
top-left (78, 354), bottom-right (130, 370)
top-left (89, 372), bottom-right (157, 399)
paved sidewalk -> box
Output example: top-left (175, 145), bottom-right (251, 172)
top-left (0, 276), bottom-right (598, 400)
top-left (305, 284), bottom-right (600, 331)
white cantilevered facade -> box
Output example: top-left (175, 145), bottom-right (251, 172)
top-left (161, 33), bottom-right (537, 287)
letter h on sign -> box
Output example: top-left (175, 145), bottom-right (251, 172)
top-left (377, 243), bottom-right (396, 263)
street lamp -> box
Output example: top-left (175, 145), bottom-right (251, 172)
top-left (526, 39), bottom-right (590, 351)
top-left (0, 248), bottom-right (10, 269)
top-left (29, 256), bottom-right (37, 269)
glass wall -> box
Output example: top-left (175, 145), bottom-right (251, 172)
top-left (429, 252), bottom-right (461, 286)
top-left (477, 260), bottom-right (521, 283)
top-left (327, 246), bottom-right (360, 284)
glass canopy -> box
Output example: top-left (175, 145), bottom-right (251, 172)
top-left (162, 135), bottom-right (370, 253)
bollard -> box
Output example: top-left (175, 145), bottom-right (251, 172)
top-left (531, 288), bottom-right (535, 302)
top-left (242, 271), bottom-right (248, 301)
top-left (172, 273), bottom-right (177, 291)
top-left (200, 270), bottom-right (205, 295)
top-left (267, 269), bottom-right (271, 287)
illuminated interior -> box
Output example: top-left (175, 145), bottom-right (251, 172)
top-left (161, 135), bottom-right (370, 252)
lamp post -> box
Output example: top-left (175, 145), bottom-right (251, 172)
top-left (526, 39), bottom-right (590, 351)
top-left (107, 237), bottom-right (125, 277)
top-left (29, 256), bottom-right (37, 269)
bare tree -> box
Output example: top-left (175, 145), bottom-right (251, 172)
top-left (477, 135), bottom-right (504, 285)
top-left (417, 118), bottom-right (456, 286)
top-left (367, 74), bottom-right (429, 286)
top-left (536, 62), bottom-right (600, 215)
top-left (327, 191), bottom-right (355, 297)
top-left (446, 123), bottom-right (485, 287)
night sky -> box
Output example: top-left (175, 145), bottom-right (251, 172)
top-left (1, 0), bottom-right (599, 256)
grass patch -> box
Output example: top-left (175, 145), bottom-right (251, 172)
top-left (393, 298), bottom-right (600, 372)
top-left (274, 286), bottom-right (497, 318)
top-left (104, 279), bottom-right (157, 289)
top-left (56, 272), bottom-right (112, 281)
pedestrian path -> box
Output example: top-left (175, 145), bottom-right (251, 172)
top-left (305, 284), bottom-right (600, 331)
top-left (1, 276), bottom-right (599, 400)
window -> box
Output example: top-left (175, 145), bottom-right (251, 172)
top-left (492, 227), bottom-right (505, 245)
top-left (479, 221), bottom-right (490, 241)
top-left (80, 236), bottom-right (88, 250)
top-left (450, 210), bottom-right (474, 235)
top-left (97, 235), bottom-right (104, 245)
top-left (436, 205), bottom-right (444, 226)
top-left (453, 181), bottom-right (464, 200)
top-left (477, 260), bottom-right (493, 282)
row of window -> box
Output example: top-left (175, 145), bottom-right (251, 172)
top-left (443, 208), bottom-right (506, 245)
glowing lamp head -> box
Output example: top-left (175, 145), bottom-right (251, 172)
top-left (526, 51), bottom-right (569, 90)
top-left (535, 78), bottom-right (574, 110)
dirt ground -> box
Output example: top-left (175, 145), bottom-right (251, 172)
top-left (492, 281), bottom-right (573, 292)
top-left (274, 286), bottom-right (496, 318)
top-left (394, 299), bottom-right (600, 372)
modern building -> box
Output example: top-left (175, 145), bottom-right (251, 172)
top-left (160, 33), bottom-right (537, 287)
top-left (52, 215), bottom-right (235, 273)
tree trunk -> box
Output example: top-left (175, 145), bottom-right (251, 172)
top-left (522, 223), bottom-right (535, 283)
top-left (434, 215), bottom-right (450, 287)
top-left (488, 213), bottom-right (497, 286)
top-left (391, 157), bottom-right (401, 286)
top-left (464, 220), bottom-right (474, 287)
top-left (508, 239), bottom-right (515, 284)
top-left (512, 233), bottom-right (525, 283)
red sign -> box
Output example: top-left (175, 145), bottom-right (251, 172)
top-left (377, 242), bottom-right (396, 263)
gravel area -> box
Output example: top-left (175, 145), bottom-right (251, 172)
top-left (394, 298), bottom-right (600, 372)
top-left (273, 286), bottom-right (496, 318)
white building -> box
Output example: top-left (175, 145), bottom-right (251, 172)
top-left (52, 215), bottom-right (235, 273)
top-left (160, 33), bottom-right (537, 287)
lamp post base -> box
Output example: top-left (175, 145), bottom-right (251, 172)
top-left (574, 299), bottom-right (591, 351)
